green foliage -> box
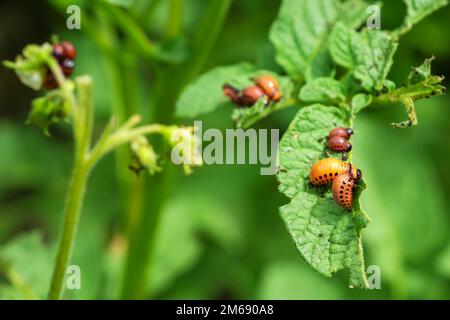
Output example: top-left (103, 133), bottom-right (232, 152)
top-left (130, 136), bottom-right (161, 175)
top-left (401, 0), bottom-right (449, 32)
top-left (351, 93), bottom-right (372, 114)
top-left (277, 104), bottom-right (369, 288)
top-left (172, 0), bottom-right (449, 288)
top-left (28, 95), bottom-right (70, 136)
top-left (268, 0), bottom-right (371, 82)
top-left (352, 31), bottom-right (398, 92)
top-left (374, 57), bottom-right (446, 127)
top-left (175, 63), bottom-right (292, 120)
top-left (3, 38), bottom-right (200, 299)
top-left (329, 22), bottom-right (360, 70)
top-left (257, 261), bottom-right (343, 299)
top-left (436, 243), bottom-right (450, 279)
top-left (330, 24), bottom-right (398, 92)
top-left (0, 232), bottom-right (53, 299)
top-left (175, 63), bottom-right (295, 128)
top-left (150, 194), bottom-right (242, 295)
top-left (280, 192), bottom-right (368, 288)
top-left (3, 43), bottom-right (53, 90)
top-left (1, 0), bottom-right (449, 300)
top-left (175, 63), bottom-right (256, 118)
top-left (277, 105), bottom-right (348, 198)
top-left (101, 0), bottom-right (133, 8)
top-left (299, 78), bottom-right (347, 105)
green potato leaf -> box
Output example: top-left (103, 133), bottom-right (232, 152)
top-left (373, 57), bottom-right (446, 128)
top-left (175, 63), bottom-right (256, 118)
top-left (28, 94), bottom-right (70, 136)
top-left (329, 22), bottom-right (360, 70)
top-left (330, 22), bottom-right (399, 92)
top-left (353, 31), bottom-right (398, 92)
top-left (277, 104), bottom-right (370, 288)
top-left (3, 43), bottom-right (53, 91)
top-left (394, 0), bottom-right (449, 36)
top-left (0, 232), bottom-right (53, 299)
top-left (299, 78), bottom-right (347, 105)
top-left (351, 93), bottom-right (373, 114)
top-left (269, 0), bottom-right (371, 81)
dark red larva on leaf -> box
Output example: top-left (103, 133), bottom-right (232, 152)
top-left (223, 84), bottom-right (241, 105)
top-left (328, 136), bottom-right (352, 152)
top-left (45, 41), bottom-right (77, 90)
top-left (61, 59), bottom-right (75, 77)
top-left (52, 44), bottom-right (65, 62)
top-left (52, 41), bottom-right (76, 62)
top-left (223, 74), bottom-right (281, 108)
top-left (223, 83), bottom-right (268, 107)
top-left (43, 73), bottom-right (58, 90)
top-left (328, 127), bottom-right (353, 140)
top-left (240, 85), bottom-right (267, 106)
top-left (60, 41), bottom-right (77, 60)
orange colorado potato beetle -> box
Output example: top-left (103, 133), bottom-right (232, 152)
top-left (252, 75), bottom-right (282, 102)
top-left (331, 167), bottom-right (362, 210)
top-left (309, 158), bottom-right (359, 186)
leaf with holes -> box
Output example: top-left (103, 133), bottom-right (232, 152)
top-left (330, 24), bottom-right (399, 92)
top-left (373, 57), bottom-right (446, 127)
top-left (277, 104), bottom-right (370, 288)
top-left (277, 104), bottom-right (348, 198)
top-left (354, 31), bottom-right (398, 92)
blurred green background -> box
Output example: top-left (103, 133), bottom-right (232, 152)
top-left (0, 0), bottom-right (449, 299)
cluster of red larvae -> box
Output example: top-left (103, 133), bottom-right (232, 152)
top-left (310, 128), bottom-right (361, 210)
top-left (223, 75), bottom-right (282, 107)
top-left (44, 41), bottom-right (77, 90)
top-left (327, 127), bottom-right (353, 154)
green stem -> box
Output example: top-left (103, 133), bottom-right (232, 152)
top-left (121, 45), bottom-right (146, 235)
top-left (120, 165), bottom-right (175, 299)
top-left (153, 0), bottom-right (233, 123)
top-left (133, 0), bottom-right (163, 25)
top-left (104, 4), bottom-right (162, 64)
top-left (47, 73), bottom-right (94, 300)
top-left (185, 0), bottom-right (232, 84)
top-left (240, 97), bottom-right (300, 129)
top-left (166, 0), bottom-right (183, 39)
top-left (90, 8), bottom-right (141, 239)
top-left (370, 76), bottom-right (445, 107)
top-left (48, 155), bottom-right (90, 300)
top-left (120, 0), bottom-right (233, 299)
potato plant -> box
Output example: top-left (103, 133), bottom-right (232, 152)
top-left (4, 39), bottom-right (203, 299)
top-left (176, 0), bottom-right (447, 288)
top-left (0, 0), bottom-right (449, 301)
